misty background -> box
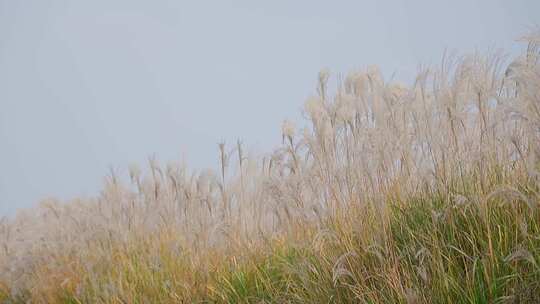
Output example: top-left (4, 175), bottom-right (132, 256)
top-left (1, 0), bottom-right (539, 215)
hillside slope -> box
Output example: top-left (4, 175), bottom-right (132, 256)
top-left (1, 33), bottom-right (539, 303)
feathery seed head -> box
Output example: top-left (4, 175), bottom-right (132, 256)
top-left (366, 65), bottom-right (383, 85)
top-left (281, 119), bottom-right (295, 138)
top-left (129, 164), bottom-right (141, 182)
top-left (387, 82), bottom-right (409, 100)
top-left (335, 92), bottom-right (357, 123)
top-left (319, 68), bottom-right (330, 84)
top-left (304, 96), bottom-right (326, 121)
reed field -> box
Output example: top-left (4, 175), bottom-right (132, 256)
top-left (1, 33), bottom-right (539, 303)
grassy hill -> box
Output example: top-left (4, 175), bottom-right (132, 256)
top-left (1, 33), bottom-right (539, 303)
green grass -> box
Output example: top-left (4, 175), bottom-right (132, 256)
top-left (3, 182), bottom-right (539, 303)
top-left (184, 192), bottom-right (539, 303)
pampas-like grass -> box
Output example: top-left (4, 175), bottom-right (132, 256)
top-left (1, 32), bottom-right (539, 303)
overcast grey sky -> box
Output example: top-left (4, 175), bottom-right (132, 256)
top-left (1, 0), bottom-right (538, 215)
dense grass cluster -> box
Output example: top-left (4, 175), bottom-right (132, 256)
top-left (1, 33), bottom-right (539, 303)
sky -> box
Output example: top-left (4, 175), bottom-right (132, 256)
top-left (1, 0), bottom-right (539, 215)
